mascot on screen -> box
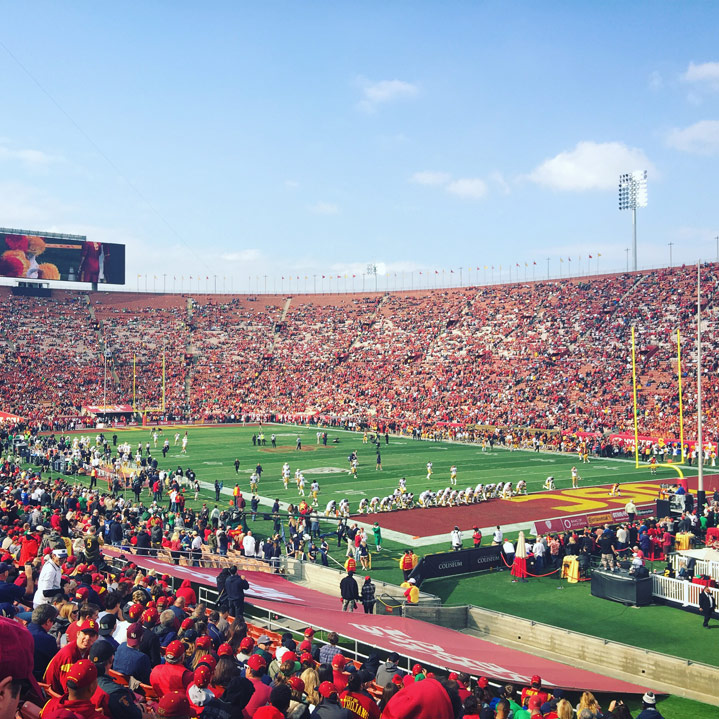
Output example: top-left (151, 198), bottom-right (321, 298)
top-left (0, 234), bottom-right (60, 280)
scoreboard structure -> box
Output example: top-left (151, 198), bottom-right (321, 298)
top-left (0, 228), bottom-right (126, 286)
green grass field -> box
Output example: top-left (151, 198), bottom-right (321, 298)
top-left (112, 423), bottom-right (681, 512)
top-left (55, 424), bottom-right (717, 717)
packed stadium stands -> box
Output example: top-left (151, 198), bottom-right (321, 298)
top-left (1, 263), bottom-right (717, 443)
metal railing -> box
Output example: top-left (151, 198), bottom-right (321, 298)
top-left (651, 572), bottom-right (719, 608)
top-left (669, 553), bottom-right (719, 582)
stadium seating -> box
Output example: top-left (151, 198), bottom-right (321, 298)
top-left (1, 264), bottom-right (718, 442)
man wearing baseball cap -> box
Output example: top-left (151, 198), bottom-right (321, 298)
top-left (0, 616), bottom-right (45, 719)
top-left (41, 659), bottom-right (110, 719)
top-left (243, 653), bottom-right (272, 718)
top-left (156, 691), bottom-right (194, 719)
top-left (149, 640), bottom-right (193, 697)
top-left (521, 675), bottom-right (551, 708)
top-left (254, 634), bottom-right (274, 664)
top-left (113, 623), bottom-right (151, 685)
top-left (316, 681), bottom-right (349, 717)
top-left (45, 619), bottom-right (99, 694)
top-left (89, 641), bottom-right (143, 719)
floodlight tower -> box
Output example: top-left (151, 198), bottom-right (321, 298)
top-left (367, 263), bottom-right (378, 292)
top-left (618, 170), bottom-right (648, 272)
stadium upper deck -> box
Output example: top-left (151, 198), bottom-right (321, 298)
top-left (0, 264), bottom-right (717, 440)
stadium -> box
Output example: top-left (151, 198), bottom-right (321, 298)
top-left (1, 4), bottom-right (719, 719)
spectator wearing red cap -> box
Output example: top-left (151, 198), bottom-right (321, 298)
top-left (156, 691), bottom-right (193, 719)
top-left (113, 623), bottom-right (151, 685)
top-left (237, 636), bottom-right (255, 666)
top-left (42, 659), bottom-right (110, 719)
top-left (187, 664), bottom-right (215, 714)
top-left (331, 654), bottom-right (349, 693)
top-left (521, 676), bottom-right (551, 708)
top-left (150, 640), bottom-right (193, 697)
top-left (315, 681), bottom-right (349, 718)
top-left (381, 676), bottom-right (454, 719)
top-left (44, 620), bottom-right (99, 694)
top-left (66, 604), bottom-right (99, 646)
top-left (339, 669), bottom-right (380, 719)
top-left (0, 616), bottom-right (45, 719)
top-left (243, 653), bottom-right (272, 718)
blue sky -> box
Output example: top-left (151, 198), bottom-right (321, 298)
top-left (2, 1), bottom-right (719, 292)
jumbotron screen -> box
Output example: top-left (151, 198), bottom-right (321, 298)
top-left (0, 229), bottom-right (126, 285)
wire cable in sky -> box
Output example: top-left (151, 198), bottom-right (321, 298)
top-left (0, 38), bottom-right (212, 274)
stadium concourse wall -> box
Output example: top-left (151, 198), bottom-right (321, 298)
top-left (405, 604), bottom-right (719, 706)
top-left (282, 556), bottom-right (441, 606)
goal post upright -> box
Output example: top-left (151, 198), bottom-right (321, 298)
top-left (676, 329), bottom-right (685, 463)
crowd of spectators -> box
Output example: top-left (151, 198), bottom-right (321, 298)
top-left (1, 264), bottom-right (719, 447)
top-left (0, 444), bottom-right (669, 719)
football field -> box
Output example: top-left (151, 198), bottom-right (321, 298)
top-left (112, 423), bottom-right (689, 532)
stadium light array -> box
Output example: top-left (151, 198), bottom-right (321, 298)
top-left (618, 170), bottom-right (648, 272)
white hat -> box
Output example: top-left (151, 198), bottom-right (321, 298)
top-left (408, 578), bottom-right (416, 584)
top-left (642, 692), bottom-right (656, 705)
top-left (52, 549), bottom-right (67, 558)
top-left (36, 526), bottom-right (45, 532)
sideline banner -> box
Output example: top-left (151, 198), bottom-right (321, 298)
top-left (410, 546), bottom-right (503, 585)
top-left (532, 504), bottom-right (654, 535)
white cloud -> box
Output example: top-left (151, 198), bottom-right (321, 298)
top-left (0, 143), bottom-right (62, 168)
top-left (446, 178), bottom-right (487, 200)
top-left (308, 202), bottom-right (340, 215)
top-left (527, 141), bottom-right (655, 191)
top-left (682, 61), bottom-right (719, 91)
top-left (410, 171), bottom-right (490, 200)
top-left (357, 78), bottom-right (419, 112)
top-left (283, 180), bottom-right (299, 189)
top-left (666, 120), bottom-right (719, 155)
top-left (410, 171), bottom-right (450, 186)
